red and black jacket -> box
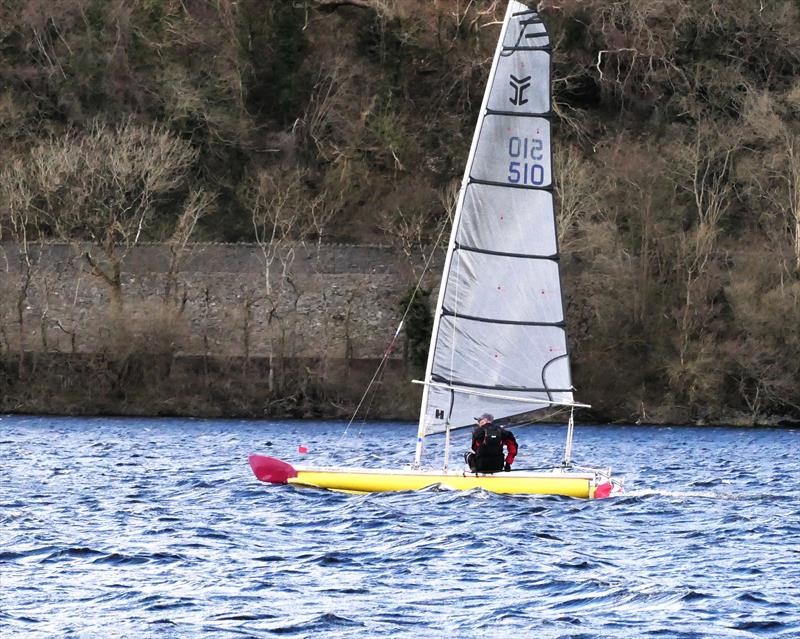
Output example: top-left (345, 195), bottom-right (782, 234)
top-left (471, 424), bottom-right (518, 470)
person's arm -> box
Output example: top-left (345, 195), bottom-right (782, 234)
top-left (471, 427), bottom-right (482, 452)
top-left (503, 431), bottom-right (518, 466)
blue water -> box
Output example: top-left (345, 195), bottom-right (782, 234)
top-left (1, 416), bottom-right (799, 639)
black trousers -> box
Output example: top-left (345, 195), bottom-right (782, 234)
top-left (464, 452), bottom-right (503, 473)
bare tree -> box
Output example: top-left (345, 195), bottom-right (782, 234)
top-left (554, 143), bottom-right (602, 252)
top-left (245, 168), bottom-right (309, 394)
top-left (7, 118), bottom-right (200, 311)
top-left (0, 159), bottom-right (43, 377)
top-left (668, 122), bottom-right (737, 404)
top-left (375, 179), bottom-right (453, 282)
top-left (737, 89), bottom-right (800, 271)
top-left (165, 188), bottom-right (215, 306)
top-left (247, 169), bottom-right (305, 296)
top-left (760, 132), bottom-right (800, 273)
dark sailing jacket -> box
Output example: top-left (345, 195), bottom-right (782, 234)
top-left (471, 424), bottom-right (518, 471)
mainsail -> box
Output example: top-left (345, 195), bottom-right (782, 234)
top-left (415, 2), bottom-right (574, 460)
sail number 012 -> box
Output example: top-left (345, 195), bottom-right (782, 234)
top-left (507, 136), bottom-right (545, 186)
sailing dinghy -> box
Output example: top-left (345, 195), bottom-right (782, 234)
top-left (249, 1), bottom-right (622, 498)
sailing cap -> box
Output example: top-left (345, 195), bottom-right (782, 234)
top-left (475, 413), bottom-right (494, 422)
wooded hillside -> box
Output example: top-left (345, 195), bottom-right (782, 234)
top-left (1, 0), bottom-right (799, 424)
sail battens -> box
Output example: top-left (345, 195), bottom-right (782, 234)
top-left (454, 243), bottom-right (558, 261)
top-left (414, 380), bottom-right (587, 415)
top-left (430, 376), bottom-right (572, 395)
top-left (469, 178), bottom-right (554, 192)
top-left (440, 310), bottom-right (564, 327)
top-left (485, 108), bottom-right (553, 117)
top-left (501, 46), bottom-right (551, 52)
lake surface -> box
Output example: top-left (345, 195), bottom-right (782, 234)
top-left (1, 416), bottom-right (799, 638)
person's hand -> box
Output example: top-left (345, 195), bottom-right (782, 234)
top-left (504, 462), bottom-right (511, 472)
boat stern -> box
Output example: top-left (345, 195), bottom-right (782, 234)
top-left (591, 476), bottom-right (624, 499)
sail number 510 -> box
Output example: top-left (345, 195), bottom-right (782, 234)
top-left (507, 136), bottom-right (545, 186)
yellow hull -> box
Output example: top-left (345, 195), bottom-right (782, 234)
top-left (247, 455), bottom-right (620, 498)
top-left (288, 468), bottom-right (597, 497)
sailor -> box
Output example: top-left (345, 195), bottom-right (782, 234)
top-left (465, 413), bottom-right (518, 473)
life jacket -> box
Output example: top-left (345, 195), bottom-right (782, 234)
top-left (475, 424), bottom-right (505, 470)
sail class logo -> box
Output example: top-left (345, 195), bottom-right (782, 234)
top-left (509, 74), bottom-right (531, 106)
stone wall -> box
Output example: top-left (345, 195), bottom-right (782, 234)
top-left (0, 242), bottom-right (443, 418)
top-left (0, 242), bottom-right (443, 359)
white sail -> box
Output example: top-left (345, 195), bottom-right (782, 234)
top-left (416, 2), bottom-right (573, 445)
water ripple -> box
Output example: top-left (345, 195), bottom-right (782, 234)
top-left (2, 417), bottom-right (799, 638)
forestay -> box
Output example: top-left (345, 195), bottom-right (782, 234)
top-left (415, 2), bottom-right (574, 452)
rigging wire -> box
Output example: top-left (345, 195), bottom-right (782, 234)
top-left (338, 215), bottom-right (452, 444)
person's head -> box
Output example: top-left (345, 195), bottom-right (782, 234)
top-left (476, 413), bottom-right (494, 426)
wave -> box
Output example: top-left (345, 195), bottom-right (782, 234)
top-left (91, 551), bottom-right (186, 565)
top-left (617, 488), bottom-right (797, 502)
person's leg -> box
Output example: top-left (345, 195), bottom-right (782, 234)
top-left (475, 457), bottom-right (502, 473)
top-left (465, 452), bottom-right (477, 472)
